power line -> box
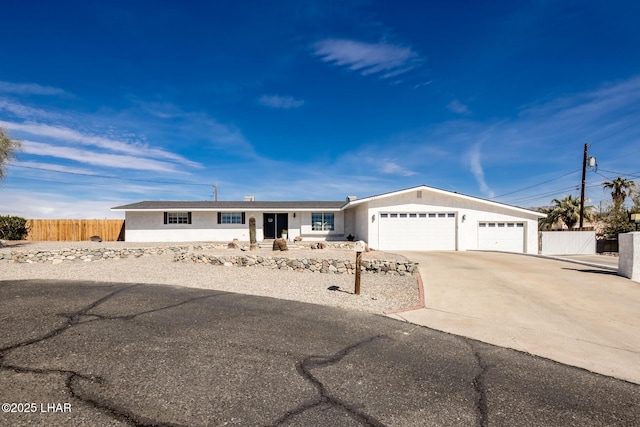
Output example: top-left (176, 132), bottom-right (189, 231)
top-left (597, 168), bottom-right (640, 179)
top-left (590, 117), bottom-right (640, 147)
top-left (10, 164), bottom-right (211, 186)
top-left (503, 182), bottom-right (604, 206)
top-left (491, 169), bottom-right (581, 199)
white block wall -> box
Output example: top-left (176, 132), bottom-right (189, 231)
top-left (619, 232), bottom-right (640, 282)
top-left (540, 231), bottom-right (596, 255)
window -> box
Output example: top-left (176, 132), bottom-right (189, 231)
top-left (448, 213), bottom-right (456, 218)
top-left (479, 223), bottom-right (486, 227)
top-left (311, 212), bottom-right (335, 231)
top-left (409, 213), bottom-right (417, 218)
top-left (380, 213), bottom-right (388, 218)
top-left (438, 213), bottom-right (446, 218)
top-left (419, 213), bottom-right (426, 218)
top-left (164, 212), bottom-right (191, 224)
top-left (219, 212), bottom-right (243, 224)
top-left (428, 213), bottom-right (436, 218)
top-left (399, 213), bottom-right (407, 218)
top-left (390, 213), bottom-right (398, 218)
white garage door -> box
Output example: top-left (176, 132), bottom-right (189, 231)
top-left (477, 222), bottom-right (525, 253)
top-left (378, 212), bottom-right (456, 251)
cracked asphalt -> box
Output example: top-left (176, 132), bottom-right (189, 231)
top-left (1, 280), bottom-right (639, 426)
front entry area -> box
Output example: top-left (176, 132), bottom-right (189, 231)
top-left (263, 213), bottom-right (288, 239)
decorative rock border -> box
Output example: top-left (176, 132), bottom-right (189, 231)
top-left (1, 246), bottom-right (418, 276)
top-left (173, 253), bottom-right (417, 275)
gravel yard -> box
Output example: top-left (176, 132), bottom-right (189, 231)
top-left (0, 241), bottom-right (420, 314)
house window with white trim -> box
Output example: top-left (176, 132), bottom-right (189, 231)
top-left (164, 212), bottom-right (191, 224)
top-left (311, 212), bottom-right (334, 231)
top-left (219, 212), bottom-right (245, 224)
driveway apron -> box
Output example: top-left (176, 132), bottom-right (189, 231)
top-left (391, 251), bottom-right (640, 384)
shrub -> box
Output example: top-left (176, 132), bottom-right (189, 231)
top-left (0, 216), bottom-right (30, 240)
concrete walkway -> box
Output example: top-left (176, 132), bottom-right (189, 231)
top-left (388, 251), bottom-right (640, 384)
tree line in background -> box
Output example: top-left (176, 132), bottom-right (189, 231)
top-left (540, 177), bottom-right (639, 237)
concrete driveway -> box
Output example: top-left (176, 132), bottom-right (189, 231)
top-left (2, 280), bottom-right (640, 426)
top-left (391, 251), bottom-right (640, 384)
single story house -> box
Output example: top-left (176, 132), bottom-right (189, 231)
top-left (111, 185), bottom-right (545, 253)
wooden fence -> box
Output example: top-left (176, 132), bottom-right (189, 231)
top-left (26, 219), bottom-right (125, 241)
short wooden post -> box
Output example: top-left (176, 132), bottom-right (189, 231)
top-left (355, 250), bottom-right (362, 295)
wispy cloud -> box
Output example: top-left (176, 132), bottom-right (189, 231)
top-left (447, 99), bottom-right (471, 115)
top-left (465, 143), bottom-right (495, 198)
top-left (313, 38), bottom-right (422, 79)
top-left (0, 98), bottom-right (68, 121)
top-left (21, 140), bottom-right (185, 173)
top-left (0, 120), bottom-right (201, 168)
top-left (0, 81), bottom-right (68, 96)
top-left (257, 95), bottom-right (305, 109)
top-left (379, 160), bottom-right (417, 176)
top-left (126, 100), bottom-right (256, 157)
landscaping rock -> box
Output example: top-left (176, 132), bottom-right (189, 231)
top-left (90, 235), bottom-right (102, 242)
top-left (272, 238), bottom-right (288, 251)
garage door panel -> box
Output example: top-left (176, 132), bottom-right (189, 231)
top-left (378, 213), bottom-right (456, 251)
top-left (477, 222), bottom-right (524, 253)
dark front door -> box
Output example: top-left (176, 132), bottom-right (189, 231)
top-left (263, 213), bottom-right (288, 239)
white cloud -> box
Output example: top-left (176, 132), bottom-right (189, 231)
top-left (0, 81), bottom-right (67, 96)
top-left (257, 95), bottom-right (305, 109)
top-left (0, 98), bottom-right (67, 121)
top-left (21, 140), bottom-right (184, 173)
top-left (379, 160), bottom-right (417, 177)
top-left (0, 189), bottom-right (123, 219)
top-left (447, 99), bottom-right (471, 115)
top-left (0, 120), bottom-right (201, 168)
top-left (465, 143), bottom-right (495, 198)
top-left (313, 38), bottom-right (422, 79)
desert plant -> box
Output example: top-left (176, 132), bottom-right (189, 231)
top-left (603, 177), bottom-right (634, 206)
top-left (0, 127), bottom-right (22, 180)
top-left (0, 215), bottom-right (30, 240)
top-left (540, 195), bottom-right (593, 229)
top-left (249, 216), bottom-right (257, 251)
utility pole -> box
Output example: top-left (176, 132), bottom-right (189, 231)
top-left (579, 143), bottom-right (588, 230)
top-left (213, 183), bottom-right (218, 201)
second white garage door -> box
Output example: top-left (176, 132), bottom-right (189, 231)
top-left (378, 212), bottom-right (456, 251)
top-left (477, 222), bottom-right (525, 253)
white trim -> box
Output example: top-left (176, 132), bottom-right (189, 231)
top-left (343, 185), bottom-right (545, 218)
top-left (112, 207), bottom-right (343, 212)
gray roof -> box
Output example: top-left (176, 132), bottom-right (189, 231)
top-left (112, 200), bottom-right (346, 210)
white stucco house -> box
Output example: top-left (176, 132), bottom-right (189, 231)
top-left (111, 185), bottom-right (545, 253)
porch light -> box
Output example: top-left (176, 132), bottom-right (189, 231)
top-left (372, 214), bottom-right (375, 222)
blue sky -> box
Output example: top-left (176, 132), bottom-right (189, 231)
top-left (1, 0), bottom-right (639, 218)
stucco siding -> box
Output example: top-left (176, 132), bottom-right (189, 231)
top-left (299, 211), bottom-right (345, 240)
top-left (347, 189), bottom-right (540, 253)
top-left (124, 210), bottom-right (344, 242)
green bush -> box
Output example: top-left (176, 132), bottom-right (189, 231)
top-left (0, 215), bottom-right (30, 240)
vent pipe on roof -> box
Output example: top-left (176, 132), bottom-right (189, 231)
top-left (346, 195), bottom-right (357, 202)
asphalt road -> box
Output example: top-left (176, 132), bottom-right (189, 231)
top-left (1, 280), bottom-right (639, 426)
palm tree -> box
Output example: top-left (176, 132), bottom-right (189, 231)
top-left (0, 127), bottom-right (22, 180)
top-left (603, 177), bottom-right (635, 206)
top-left (541, 195), bottom-right (593, 229)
